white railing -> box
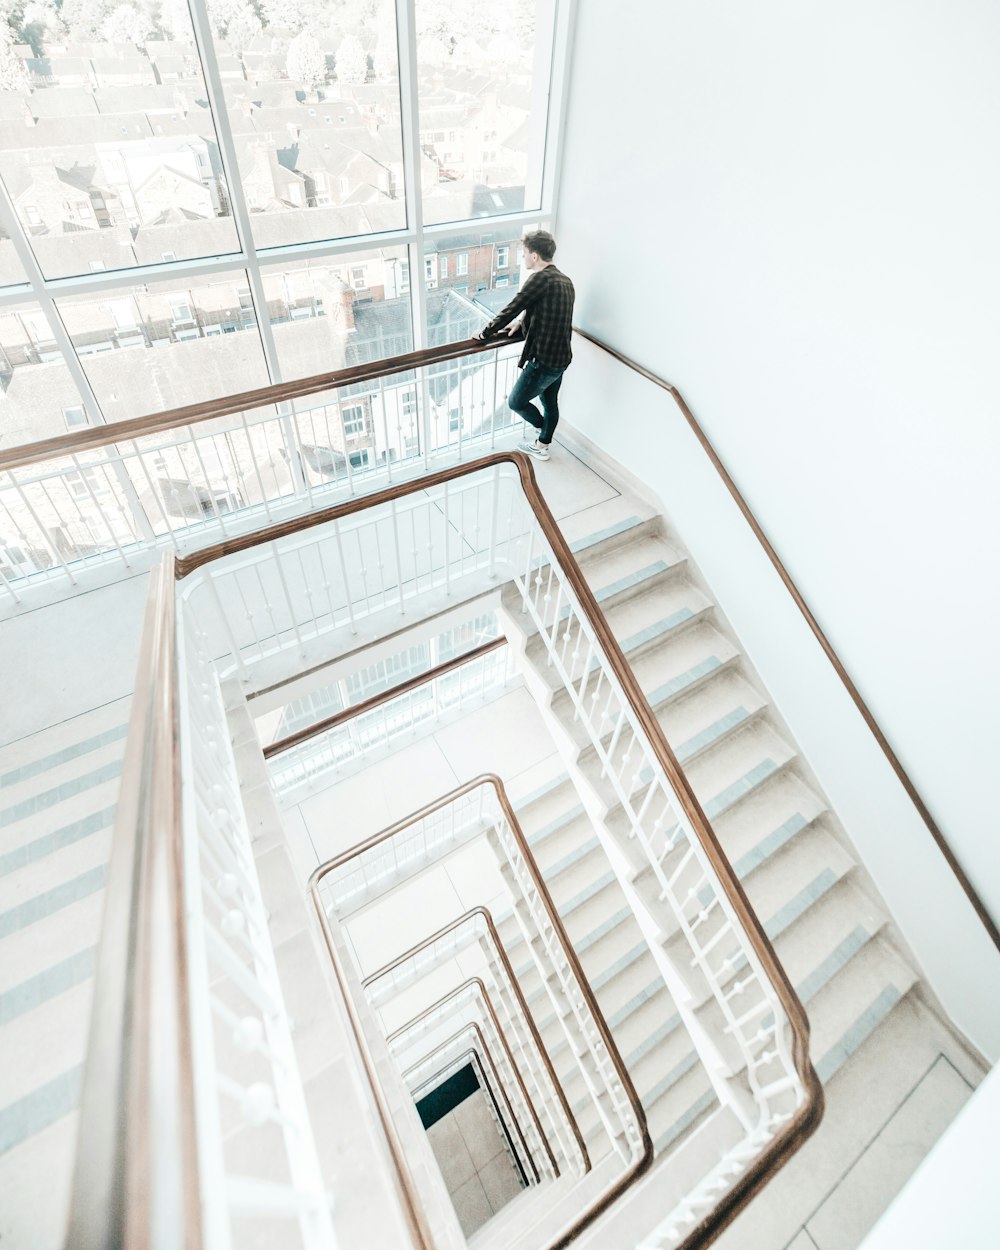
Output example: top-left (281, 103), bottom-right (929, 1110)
top-left (401, 1023), bottom-right (538, 1187)
top-left (486, 797), bottom-right (644, 1165)
top-left (313, 776), bottom-right (646, 1172)
top-left (177, 601), bottom-right (336, 1248)
top-left (268, 641), bottom-right (516, 797)
top-left (359, 909), bottom-right (589, 1179)
top-left (0, 342), bottom-right (523, 605)
top-left (388, 978), bottom-right (556, 1184)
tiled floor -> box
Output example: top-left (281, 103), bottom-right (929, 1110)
top-left (792, 1055), bottom-right (975, 1250)
top-left (426, 1088), bottom-right (525, 1236)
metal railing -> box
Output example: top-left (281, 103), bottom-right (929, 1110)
top-left (65, 556), bottom-right (335, 1250)
top-left (0, 337), bottom-right (522, 604)
top-left (387, 977), bottom-right (556, 1185)
top-left (359, 907), bottom-right (594, 1181)
top-left (266, 638), bottom-right (515, 797)
top-left (65, 427), bottom-right (821, 1250)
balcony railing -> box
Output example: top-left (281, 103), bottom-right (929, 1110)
top-left (0, 336), bottom-right (522, 604)
top-left (65, 407), bottom-right (821, 1246)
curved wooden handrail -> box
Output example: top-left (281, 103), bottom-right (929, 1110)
top-left (203, 447), bottom-right (820, 1246)
top-left (573, 325), bottom-right (1000, 955)
top-left (359, 904), bottom-right (595, 1177)
top-left (406, 1041), bottom-right (534, 1186)
top-left (0, 335), bottom-right (502, 474)
top-left (388, 976), bottom-right (551, 1183)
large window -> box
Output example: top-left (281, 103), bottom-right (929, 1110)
top-left (0, 0), bottom-right (562, 447)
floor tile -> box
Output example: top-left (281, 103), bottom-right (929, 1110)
top-left (477, 1147), bottom-right (525, 1212)
top-left (453, 1090), bottom-right (505, 1170)
top-left (298, 735), bottom-right (459, 863)
top-left (449, 1172), bottom-right (493, 1236)
top-left (427, 1111), bottom-right (476, 1192)
top-left (806, 1056), bottom-right (974, 1250)
top-left (432, 686), bottom-right (558, 785)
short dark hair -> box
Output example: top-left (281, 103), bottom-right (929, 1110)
top-left (522, 230), bottom-right (556, 261)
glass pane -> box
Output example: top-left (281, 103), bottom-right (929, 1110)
top-left (0, 9), bottom-right (241, 279)
top-left (263, 245), bottom-right (412, 381)
top-left (0, 302), bottom-right (87, 445)
top-left (263, 246), bottom-right (413, 488)
top-left (0, 223), bottom-right (29, 288)
top-left (55, 272), bottom-right (269, 422)
top-left (426, 227), bottom-right (527, 345)
top-left (415, 1), bottom-right (549, 226)
top-left (213, 0), bottom-right (406, 249)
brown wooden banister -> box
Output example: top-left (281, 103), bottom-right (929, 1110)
top-left (572, 325), bottom-right (1000, 955)
top-left (262, 636), bottom-right (507, 760)
top-left (0, 335), bottom-right (500, 474)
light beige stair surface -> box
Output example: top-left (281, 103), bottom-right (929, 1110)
top-left (0, 700), bottom-right (129, 1250)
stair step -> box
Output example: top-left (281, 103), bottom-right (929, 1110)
top-left (0, 1107), bottom-right (79, 1250)
top-left (0, 727), bottom-right (127, 809)
top-left (0, 803), bottom-right (118, 880)
top-left (0, 697), bottom-right (129, 776)
top-left (0, 979), bottom-right (93, 1111)
top-left (659, 672), bottom-right (769, 766)
top-left (806, 937), bottom-right (919, 1082)
top-left (0, 775), bottom-right (122, 853)
top-left (567, 514), bottom-right (654, 558)
top-left (0, 890), bottom-right (104, 996)
top-left (0, 827), bottom-right (112, 914)
top-left (630, 621), bottom-right (741, 709)
top-left (686, 724), bottom-right (798, 822)
top-left (0, 947), bottom-right (97, 1027)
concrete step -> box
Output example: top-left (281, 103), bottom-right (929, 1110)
top-left (0, 772), bottom-right (122, 854)
top-left (0, 825), bottom-right (113, 914)
top-left (658, 671), bottom-right (770, 767)
top-left (0, 697), bottom-right (129, 776)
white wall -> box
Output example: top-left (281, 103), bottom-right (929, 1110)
top-left (554, 1), bottom-right (1000, 1051)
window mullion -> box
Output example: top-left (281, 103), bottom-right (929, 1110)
top-left (395, 0), bottom-right (428, 351)
top-left (185, 0), bottom-right (282, 386)
top-left (0, 177), bottom-right (107, 428)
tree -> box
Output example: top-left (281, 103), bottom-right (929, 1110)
top-left (18, 0), bottom-right (61, 53)
top-left (156, 0), bottom-right (194, 42)
top-left (416, 35), bottom-right (447, 68)
top-left (225, 1), bottom-right (260, 54)
top-left (59, 0), bottom-right (114, 39)
top-left (0, 25), bottom-right (29, 91)
top-left (335, 32), bottom-right (365, 83)
top-left (286, 30), bottom-right (325, 89)
top-left (101, 2), bottom-right (154, 43)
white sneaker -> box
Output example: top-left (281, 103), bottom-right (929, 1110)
top-left (519, 439), bottom-right (551, 461)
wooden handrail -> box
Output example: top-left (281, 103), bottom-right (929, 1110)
top-left (358, 903), bottom-right (595, 1178)
top-left (385, 975), bottom-right (554, 1182)
top-left (573, 325), bottom-right (1000, 955)
top-left (0, 335), bottom-right (502, 474)
top-left (401, 1023), bottom-right (538, 1181)
top-left (64, 554), bottom-right (202, 1250)
top-left (312, 774), bottom-right (660, 1247)
top-left (263, 636), bottom-right (507, 760)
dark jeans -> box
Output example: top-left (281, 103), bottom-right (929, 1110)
top-left (508, 360), bottom-right (565, 445)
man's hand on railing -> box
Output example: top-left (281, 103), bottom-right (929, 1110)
top-left (474, 322), bottom-right (524, 340)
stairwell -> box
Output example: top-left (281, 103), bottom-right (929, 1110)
top-left (0, 444), bottom-right (989, 1250)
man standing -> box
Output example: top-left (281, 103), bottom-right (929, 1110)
top-left (474, 230), bottom-right (574, 462)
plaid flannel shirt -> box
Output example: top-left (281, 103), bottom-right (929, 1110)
top-left (482, 265), bottom-right (575, 369)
